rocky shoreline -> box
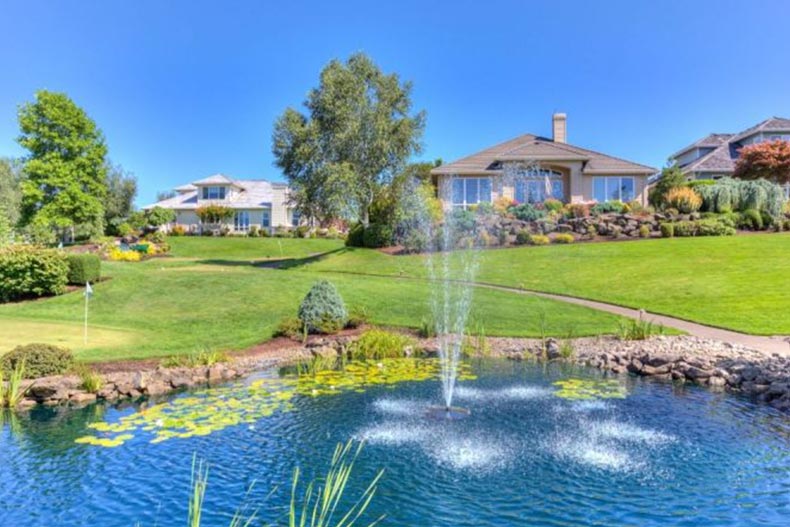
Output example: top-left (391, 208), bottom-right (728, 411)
top-left (8, 334), bottom-right (790, 413)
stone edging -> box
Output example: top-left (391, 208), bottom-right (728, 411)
top-left (8, 334), bottom-right (790, 413)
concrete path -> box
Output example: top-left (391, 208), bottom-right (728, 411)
top-left (318, 269), bottom-right (790, 357)
top-left (471, 281), bottom-right (790, 357)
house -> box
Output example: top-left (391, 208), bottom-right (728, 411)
top-left (430, 113), bottom-right (657, 209)
top-left (143, 174), bottom-right (297, 233)
top-left (670, 117), bottom-right (790, 180)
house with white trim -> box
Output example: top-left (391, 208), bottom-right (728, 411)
top-left (430, 113), bottom-right (657, 209)
top-left (143, 174), bottom-right (297, 234)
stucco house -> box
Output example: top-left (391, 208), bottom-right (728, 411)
top-left (669, 116), bottom-right (790, 181)
top-left (430, 113), bottom-right (657, 209)
top-left (143, 174), bottom-right (297, 233)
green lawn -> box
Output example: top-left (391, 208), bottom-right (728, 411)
top-left (167, 236), bottom-right (344, 261)
top-left (301, 234), bottom-right (790, 335)
top-left (0, 242), bottom-right (623, 362)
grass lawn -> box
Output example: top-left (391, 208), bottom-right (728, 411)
top-left (0, 245), bottom-right (624, 362)
top-left (167, 236), bottom-right (344, 261)
top-left (301, 234), bottom-right (790, 335)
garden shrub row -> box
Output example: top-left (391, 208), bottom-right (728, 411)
top-left (660, 218), bottom-right (736, 238)
top-left (66, 253), bottom-right (101, 285)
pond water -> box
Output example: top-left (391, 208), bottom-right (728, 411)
top-left (1, 359), bottom-right (789, 526)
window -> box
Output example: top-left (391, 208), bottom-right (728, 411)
top-left (291, 210), bottom-right (301, 226)
top-left (592, 176), bottom-right (635, 202)
top-left (233, 211), bottom-right (249, 231)
top-left (515, 178), bottom-right (564, 203)
top-left (450, 178), bottom-right (492, 208)
top-left (201, 186), bottom-right (226, 200)
top-left (261, 209), bottom-right (270, 228)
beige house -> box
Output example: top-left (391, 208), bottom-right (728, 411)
top-left (143, 174), bottom-right (297, 233)
top-left (431, 114), bottom-right (656, 209)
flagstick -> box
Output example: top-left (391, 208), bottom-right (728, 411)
top-left (84, 282), bottom-right (90, 345)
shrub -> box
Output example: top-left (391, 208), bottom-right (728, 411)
top-left (617, 312), bottom-right (664, 341)
top-left (591, 201), bottom-right (625, 215)
top-left (696, 218), bottom-right (736, 236)
top-left (696, 177), bottom-right (784, 217)
top-left (417, 315), bottom-right (437, 338)
top-left (273, 317), bottom-right (304, 339)
top-left (346, 306), bottom-right (370, 329)
top-left (401, 230), bottom-right (430, 253)
top-left (108, 247), bottom-right (142, 261)
top-left (347, 329), bottom-right (415, 360)
top-left (345, 223), bottom-right (365, 247)
top-left (73, 364), bottom-right (103, 393)
top-left (673, 221), bottom-right (696, 237)
top-left (508, 203), bottom-right (546, 222)
top-left (295, 225), bottom-right (310, 238)
top-left (515, 229), bottom-right (531, 245)
top-left (298, 280), bottom-right (348, 334)
top-left (553, 233), bottom-right (574, 244)
top-left (362, 223), bottom-right (394, 248)
top-left (543, 198), bottom-right (563, 213)
top-left (66, 253), bottom-right (101, 285)
top-left (0, 361), bottom-right (27, 408)
top-left (248, 225), bottom-right (260, 237)
top-left (739, 208), bottom-right (763, 230)
top-left (528, 234), bottom-right (550, 246)
top-left (665, 187), bottom-right (702, 213)
top-left (566, 203), bottom-right (591, 218)
top-left (1, 343), bottom-right (74, 378)
top-left (0, 245), bottom-right (69, 302)
top-left (638, 224), bottom-right (651, 238)
top-left (660, 223), bottom-right (674, 238)
top-left (170, 224), bottom-right (186, 236)
top-left (117, 222), bottom-right (134, 237)
top-left (472, 202), bottom-right (494, 215)
top-left (493, 196), bottom-right (516, 214)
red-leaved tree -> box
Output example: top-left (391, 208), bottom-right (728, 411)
top-left (734, 140), bottom-right (790, 185)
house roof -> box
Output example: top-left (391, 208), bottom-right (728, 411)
top-left (143, 178), bottom-right (286, 210)
top-left (430, 133), bottom-right (656, 176)
top-left (674, 117), bottom-right (790, 175)
top-left (191, 174), bottom-right (244, 188)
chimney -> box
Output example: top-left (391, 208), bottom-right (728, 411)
top-left (552, 113), bottom-right (567, 143)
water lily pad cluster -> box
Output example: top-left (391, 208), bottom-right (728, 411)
top-left (74, 358), bottom-right (477, 448)
top-left (552, 378), bottom-right (626, 400)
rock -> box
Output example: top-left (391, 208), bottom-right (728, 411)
top-left (70, 392), bottom-right (97, 404)
top-left (207, 364), bottom-right (225, 383)
top-left (144, 381), bottom-right (171, 396)
top-left (311, 346), bottom-right (338, 359)
top-left (708, 376), bottom-right (727, 387)
top-left (684, 366), bottom-right (713, 380)
top-left (16, 398), bottom-right (38, 410)
top-left (641, 363), bottom-right (671, 376)
top-left (545, 338), bottom-right (561, 360)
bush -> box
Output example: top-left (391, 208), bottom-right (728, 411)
top-left (665, 187), bottom-right (702, 213)
top-left (401, 230), bottom-right (430, 253)
top-left (515, 229), bottom-right (531, 245)
top-left (472, 202), bottom-right (494, 215)
top-left (591, 201), bottom-right (625, 215)
top-left (362, 223), bottom-right (394, 248)
top-left (528, 234), bottom-right (550, 246)
top-left (346, 306), bottom-right (370, 329)
top-left (170, 224), bottom-right (187, 236)
top-left (117, 222), bottom-right (134, 237)
top-left (660, 223), bottom-right (674, 238)
top-left (508, 203), bottom-right (546, 222)
top-left (108, 247), bottom-right (142, 261)
top-left (566, 203), bottom-right (591, 218)
top-left (638, 224), bottom-right (651, 238)
top-left (0, 343), bottom-right (74, 378)
top-left (345, 223), bottom-right (365, 247)
top-left (553, 233), bottom-right (574, 244)
top-left (673, 221), bottom-right (696, 237)
top-left (543, 198), bottom-right (563, 213)
top-left (696, 177), bottom-right (784, 217)
top-left (347, 329), bottom-right (415, 360)
top-left (298, 280), bottom-right (348, 334)
top-left (66, 253), bottom-right (101, 285)
top-left (696, 218), bottom-right (736, 236)
top-left (739, 208), bottom-right (763, 230)
top-left (0, 245), bottom-right (69, 302)
top-left (273, 317), bottom-right (305, 339)
top-left (617, 313), bottom-right (664, 341)
top-left (295, 225), bottom-right (310, 238)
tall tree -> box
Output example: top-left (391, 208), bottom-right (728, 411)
top-left (0, 158), bottom-right (22, 228)
top-left (273, 53), bottom-right (425, 225)
top-left (104, 162), bottom-right (137, 234)
top-left (648, 164), bottom-right (686, 208)
top-left (734, 140), bottom-right (790, 185)
top-left (17, 90), bottom-right (108, 240)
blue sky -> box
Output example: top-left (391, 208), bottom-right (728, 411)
top-left (1, 0), bottom-right (789, 205)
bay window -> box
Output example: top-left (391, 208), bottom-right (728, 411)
top-left (514, 170), bottom-right (564, 203)
top-left (451, 178), bottom-right (492, 209)
top-left (592, 176), bottom-right (635, 203)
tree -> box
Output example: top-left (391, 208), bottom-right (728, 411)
top-left (0, 158), bottom-right (22, 229)
top-left (648, 164), bottom-right (686, 209)
top-left (273, 53), bottom-right (425, 226)
top-left (734, 140), bottom-right (790, 185)
top-left (104, 162), bottom-right (137, 234)
top-left (195, 205), bottom-right (233, 224)
top-left (146, 206), bottom-right (176, 227)
top-left (17, 90), bottom-right (108, 240)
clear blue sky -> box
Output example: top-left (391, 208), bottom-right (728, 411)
top-left (1, 0), bottom-right (789, 206)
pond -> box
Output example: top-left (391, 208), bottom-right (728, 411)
top-left (1, 359), bottom-right (789, 526)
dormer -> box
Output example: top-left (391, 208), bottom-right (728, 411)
top-left (192, 174), bottom-right (245, 203)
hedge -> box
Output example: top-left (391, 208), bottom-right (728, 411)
top-left (66, 253), bottom-right (101, 285)
top-left (0, 245), bottom-right (69, 302)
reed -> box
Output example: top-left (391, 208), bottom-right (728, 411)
top-left (0, 360), bottom-right (27, 408)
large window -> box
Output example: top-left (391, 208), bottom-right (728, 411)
top-left (261, 209), bottom-right (271, 228)
top-left (201, 186), bottom-right (226, 200)
top-left (593, 176), bottom-right (635, 202)
top-left (291, 210), bottom-right (301, 227)
top-left (451, 178), bottom-right (492, 208)
top-left (233, 211), bottom-right (249, 231)
top-left (515, 178), bottom-right (564, 203)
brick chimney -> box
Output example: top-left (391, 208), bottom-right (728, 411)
top-left (552, 113), bottom-right (567, 143)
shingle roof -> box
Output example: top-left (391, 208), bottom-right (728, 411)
top-left (143, 178), bottom-right (281, 210)
top-left (675, 117), bottom-right (790, 174)
top-left (191, 174), bottom-right (240, 186)
top-left (431, 133), bottom-right (656, 176)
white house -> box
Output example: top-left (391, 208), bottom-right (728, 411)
top-left (143, 174), bottom-right (298, 234)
